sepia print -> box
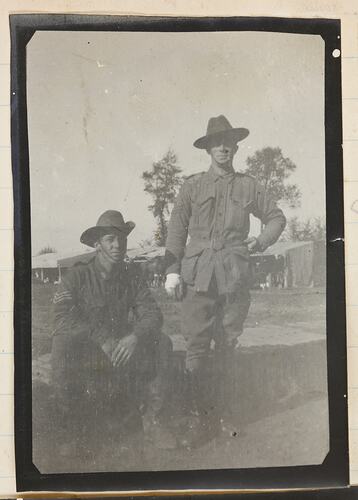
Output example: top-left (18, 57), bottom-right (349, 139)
top-left (28, 29), bottom-right (328, 473)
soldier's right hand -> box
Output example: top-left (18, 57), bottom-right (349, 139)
top-left (101, 337), bottom-right (117, 360)
top-left (112, 333), bottom-right (138, 367)
top-left (165, 273), bottom-right (182, 299)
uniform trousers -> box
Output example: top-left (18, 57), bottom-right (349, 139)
top-left (51, 333), bottom-right (173, 454)
top-left (181, 277), bottom-right (251, 420)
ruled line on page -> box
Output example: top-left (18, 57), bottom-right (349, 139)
top-left (341, 14), bottom-right (358, 486)
top-left (0, 14), bottom-right (15, 493)
top-left (0, 10), bottom-right (355, 498)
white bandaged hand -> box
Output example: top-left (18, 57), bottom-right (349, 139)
top-left (165, 273), bottom-right (182, 298)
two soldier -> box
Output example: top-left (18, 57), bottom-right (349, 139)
top-left (50, 115), bottom-right (285, 458)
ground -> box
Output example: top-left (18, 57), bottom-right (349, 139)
top-left (32, 283), bottom-right (328, 473)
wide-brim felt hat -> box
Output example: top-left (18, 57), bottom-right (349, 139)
top-left (193, 115), bottom-right (249, 149)
top-left (80, 210), bottom-right (135, 247)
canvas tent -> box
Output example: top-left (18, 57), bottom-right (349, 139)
top-left (254, 240), bottom-right (326, 288)
top-left (32, 245), bottom-right (166, 283)
top-left (57, 249), bottom-right (96, 270)
top-left (58, 246), bottom-right (165, 268)
top-left (32, 252), bottom-right (59, 282)
top-left (32, 249), bottom-right (96, 282)
top-left (127, 245), bottom-right (166, 261)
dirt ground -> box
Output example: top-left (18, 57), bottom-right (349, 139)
top-left (32, 283), bottom-right (328, 473)
top-left (32, 284), bottom-right (326, 355)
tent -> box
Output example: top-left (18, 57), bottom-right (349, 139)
top-left (252, 240), bottom-right (326, 288)
top-left (32, 253), bottom-right (59, 282)
top-left (127, 245), bottom-right (166, 261)
top-left (31, 248), bottom-right (96, 282)
top-left (57, 249), bottom-right (96, 269)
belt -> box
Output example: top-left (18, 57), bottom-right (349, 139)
top-left (190, 237), bottom-right (248, 253)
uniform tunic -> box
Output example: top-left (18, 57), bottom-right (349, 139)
top-left (165, 166), bottom-right (286, 370)
top-left (166, 166), bottom-right (286, 295)
top-left (51, 256), bottom-right (163, 406)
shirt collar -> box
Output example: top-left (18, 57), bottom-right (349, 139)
top-left (208, 165), bottom-right (235, 182)
top-left (94, 254), bottom-right (123, 281)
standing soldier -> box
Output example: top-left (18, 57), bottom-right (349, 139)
top-left (165, 115), bottom-right (286, 448)
top-left (51, 210), bottom-right (175, 467)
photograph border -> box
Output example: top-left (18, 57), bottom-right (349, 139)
top-left (11, 13), bottom-right (348, 492)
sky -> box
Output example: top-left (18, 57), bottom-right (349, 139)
top-left (27, 30), bottom-right (325, 255)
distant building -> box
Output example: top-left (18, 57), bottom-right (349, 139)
top-left (32, 253), bottom-right (59, 283)
top-left (32, 249), bottom-right (96, 283)
top-left (57, 250), bottom-right (96, 277)
top-left (251, 240), bottom-right (326, 288)
top-left (32, 246), bottom-right (166, 284)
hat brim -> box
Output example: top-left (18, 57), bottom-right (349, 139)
top-left (193, 128), bottom-right (249, 149)
top-left (80, 222), bottom-right (135, 248)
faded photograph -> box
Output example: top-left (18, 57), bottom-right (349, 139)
top-left (28, 30), bottom-right (328, 473)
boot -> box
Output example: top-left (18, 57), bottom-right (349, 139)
top-left (143, 413), bottom-right (177, 450)
top-left (178, 412), bottom-right (220, 449)
top-left (178, 366), bottom-right (220, 449)
top-left (143, 335), bottom-right (177, 450)
top-left (214, 341), bottom-right (241, 439)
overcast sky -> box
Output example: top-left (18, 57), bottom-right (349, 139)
top-left (27, 30), bottom-right (325, 255)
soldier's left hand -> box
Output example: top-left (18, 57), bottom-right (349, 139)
top-left (244, 236), bottom-right (260, 253)
top-left (112, 333), bottom-right (138, 367)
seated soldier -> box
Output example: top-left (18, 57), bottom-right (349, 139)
top-left (51, 210), bottom-right (175, 467)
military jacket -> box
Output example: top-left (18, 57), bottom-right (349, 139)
top-left (166, 166), bottom-right (286, 294)
top-left (52, 256), bottom-right (163, 347)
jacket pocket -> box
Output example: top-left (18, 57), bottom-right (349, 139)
top-left (230, 192), bottom-right (254, 228)
top-left (181, 255), bottom-right (199, 285)
top-left (181, 244), bottom-right (205, 284)
top-left (192, 188), bottom-right (215, 227)
top-left (184, 241), bottom-right (206, 258)
top-left (223, 250), bottom-right (252, 288)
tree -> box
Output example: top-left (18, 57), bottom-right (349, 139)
top-left (311, 216), bottom-right (326, 240)
top-left (142, 149), bottom-right (183, 246)
top-left (245, 147), bottom-right (301, 230)
top-left (283, 216), bottom-right (300, 241)
top-left (37, 245), bottom-right (57, 255)
top-left (280, 216), bottom-right (326, 242)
